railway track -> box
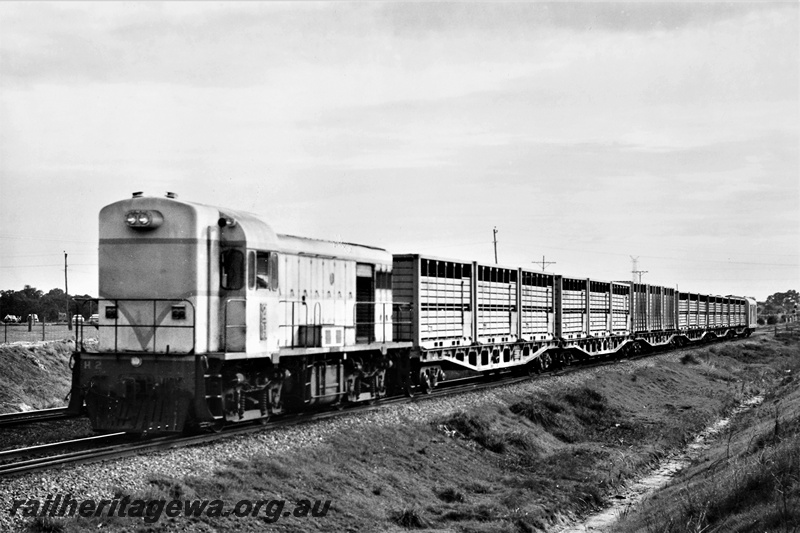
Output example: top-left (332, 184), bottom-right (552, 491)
top-left (0, 381), bottom-right (481, 478)
top-left (0, 334), bottom-right (762, 478)
top-left (0, 407), bottom-right (77, 429)
top-left (0, 433), bottom-right (127, 472)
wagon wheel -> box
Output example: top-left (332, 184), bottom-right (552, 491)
top-left (630, 341), bottom-right (644, 356)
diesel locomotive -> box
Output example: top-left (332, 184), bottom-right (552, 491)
top-left (69, 193), bottom-right (758, 434)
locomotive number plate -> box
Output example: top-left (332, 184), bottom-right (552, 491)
top-left (260, 303), bottom-right (268, 341)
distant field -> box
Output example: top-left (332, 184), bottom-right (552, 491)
top-left (0, 324), bottom-right (97, 345)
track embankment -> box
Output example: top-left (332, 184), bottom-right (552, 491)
top-left (0, 330), bottom-right (795, 532)
top-left (0, 341), bottom-right (72, 414)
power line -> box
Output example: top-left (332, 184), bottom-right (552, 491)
top-left (0, 264), bottom-right (96, 268)
top-left (504, 242), bottom-right (797, 267)
top-left (0, 234), bottom-right (95, 244)
top-left (0, 252), bottom-right (96, 258)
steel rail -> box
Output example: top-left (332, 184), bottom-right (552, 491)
top-left (0, 433), bottom-right (127, 463)
top-left (0, 407), bottom-right (76, 429)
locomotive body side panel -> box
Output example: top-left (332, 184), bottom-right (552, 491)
top-left (276, 235), bottom-right (393, 351)
top-left (278, 252), bottom-right (355, 348)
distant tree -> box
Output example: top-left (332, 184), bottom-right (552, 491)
top-left (0, 286), bottom-right (96, 322)
top-left (763, 290), bottom-right (800, 315)
top-left (0, 285), bottom-right (43, 320)
top-left (40, 288), bottom-right (68, 322)
top-left (758, 290), bottom-right (798, 323)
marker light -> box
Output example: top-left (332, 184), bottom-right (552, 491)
top-left (125, 210), bottom-right (163, 230)
top-left (131, 356), bottom-right (143, 368)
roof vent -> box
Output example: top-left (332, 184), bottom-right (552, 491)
top-left (132, 191), bottom-right (143, 198)
top-left (166, 192), bottom-right (178, 199)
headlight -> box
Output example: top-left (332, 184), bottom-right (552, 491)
top-left (130, 356), bottom-right (143, 368)
top-left (124, 210), bottom-right (163, 230)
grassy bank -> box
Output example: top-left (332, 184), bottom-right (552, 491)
top-left (0, 341), bottom-right (73, 413)
top-left (27, 330), bottom-right (800, 533)
top-left (615, 328), bottom-right (800, 533)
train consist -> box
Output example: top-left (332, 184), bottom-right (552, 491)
top-left (69, 193), bottom-right (758, 434)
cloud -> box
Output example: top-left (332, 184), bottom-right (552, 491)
top-left (376, 2), bottom-right (765, 35)
top-left (0, 2), bottom-right (796, 300)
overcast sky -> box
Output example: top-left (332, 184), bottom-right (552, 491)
top-left (0, 1), bottom-right (797, 301)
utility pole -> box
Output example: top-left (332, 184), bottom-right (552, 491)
top-left (532, 255), bottom-right (556, 272)
top-left (493, 227), bottom-right (498, 264)
top-left (630, 256), bottom-right (648, 284)
top-left (65, 251), bottom-right (71, 331)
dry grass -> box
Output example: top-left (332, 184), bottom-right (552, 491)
top-left (21, 331), bottom-right (800, 533)
top-left (615, 335), bottom-right (800, 533)
top-left (0, 341), bottom-right (73, 413)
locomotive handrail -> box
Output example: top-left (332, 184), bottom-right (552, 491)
top-left (74, 298), bottom-right (196, 354)
top-left (277, 299), bottom-right (413, 348)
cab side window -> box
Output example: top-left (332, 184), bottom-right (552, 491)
top-left (256, 252), bottom-right (270, 289)
top-left (248, 251), bottom-right (279, 291)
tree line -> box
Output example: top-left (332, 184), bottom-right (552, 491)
top-left (1, 285), bottom-right (97, 322)
top-left (758, 289), bottom-right (798, 325)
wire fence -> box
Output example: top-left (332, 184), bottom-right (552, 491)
top-left (1, 323), bottom-right (97, 345)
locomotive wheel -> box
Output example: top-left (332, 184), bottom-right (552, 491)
top-left (419, 370), bottom-right (432, 394)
